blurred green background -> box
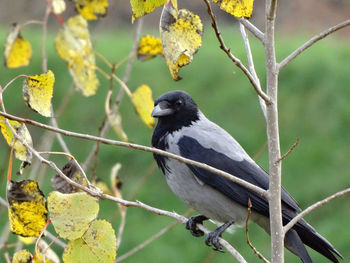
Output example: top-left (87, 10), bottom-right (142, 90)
top-left (0, 2), bottom-right (350, 263)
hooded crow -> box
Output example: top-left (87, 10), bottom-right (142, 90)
top-left (151, 90), bottom-right (343, 263)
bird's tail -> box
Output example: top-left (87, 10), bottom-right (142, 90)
top-left (285, 218), bottom-right (343, 263)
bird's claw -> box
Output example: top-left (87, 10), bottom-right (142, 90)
top-left (205, 231), bottom-right (224, 252)
top-left (186, 215), bottom-right (208, 237)
top-left (205, 220), bottom-right (234, 253)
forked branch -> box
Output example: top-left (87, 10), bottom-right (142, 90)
top-left (203, 0), bottom-right (271, 105)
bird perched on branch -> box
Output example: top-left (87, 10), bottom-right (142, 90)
top-left (151, 90), bottom-right (343, 263)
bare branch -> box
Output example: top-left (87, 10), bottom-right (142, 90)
top-left (278, 19), bottom-right (350, 71)
top-left (264, 1), bottom-right (284, 262)
top-left (203, 0), bottom-right (271, 105)
top-left (276, 138), bottom-right (299, 164)
top-left (284, 188), bottom-right (350, 234)
top-left (45, 232), bottom-right (66, 249)
top-left (238, 18), bottom-right (264, 43)
top-left (82, 18), bottom-right (143, 171)
top-left (41, 3), bottom-right (51, 72)
top-left (0, 197), bottom-right (7, 207)
top-left (0, 111), bottom-right (268, 197)
top-left (267, 0), bottom-right (278, 21)
top-left (12, 134), bottom-right (244, 260)
top-left (245, 199), bottom-right (270, 263)
top-left (239, 23), bottom-right (267, 120)
top-left (116, 214), bottom-right (186, 263)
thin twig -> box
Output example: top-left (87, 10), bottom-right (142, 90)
top-left (0, 111), bottom-right (267, 197)
top-left (82, 19), bottom-right (143, 171)
top-left (30, 84), bottom-right (74, 181)
top-left (252, 142), bottom-right (268, 161)
top-left (245, 199), bottom-right (270, 263)
top-left (283, 188), bottom-right (350, 234)
top-left (1, 113), bottom-right (245, 261)
top-left (237, 18), bottom-right (264, 43)
top-left (41, 2), bottom-right (51, 73)
top-left (127, 162), bottom-right (157, 200)
top-left (203, 0), bottom-right (271, 105)
top-left (278, 19), bottom-right (350, 71)
top-left (45, 231), bottom-right (66, 249)
top-left (116, 212), bottom-right (189, 262)
top-left (94, 50), bottom-right (113, 68)
top-left (2, 74), bottom-right (27, 93)
top-left (40, 0), bottom-right (71, 155)
top-left (115, 18), bottom-right (143, 104)
top-left (0, 197), bottom-right (7, 207)
top-left (4, 252), bottom-right (10, 263)
top-left (239, 23), bottom-right (267, 120)
top-left (276, 138), bottom-right (299, 164)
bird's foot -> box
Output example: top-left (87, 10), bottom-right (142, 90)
top-left (205, 220), bottom-right (234, 252)
top-left (186, 215), bottom-right (208, 237)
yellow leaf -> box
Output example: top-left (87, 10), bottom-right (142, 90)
top-left (63, 219), bottom-right (117, 263)
top-left (55, 15), bottom-right (99, 96)
top-left (160, 2), bottom-right (203, 80)
top-left (51, 160), bottom-right (89, 194)
top-left (12, 249), bottom-right (32, 263)
top-left (23, 70), bottom-right (55, 117)
top-left (74, 0), bottom-right (109, 20)
top-left (47, 191), bottom-right (99, 240)
top-left (0, 116), bottom-right (33, 162)
top-left (132, 85), bottom-right (155, 129)
top-left (4, 24), bottom-right (32, 68)
top-left (52, 0), bottom-right (66, 14)
top-left (107, 106), bottom-right (128, 142)
top-left (130, 0), bottom-right (166, 22)
top-left (18, 236), bottom-right (36, 245)
top-left (212, 0), bottom-right (254, 18)
top-left (137, 35), bottom-right (163, 61)
top-left (7, 180), bottom-right (48, 237)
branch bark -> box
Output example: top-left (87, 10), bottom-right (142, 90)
top-left (264, 1), bottom-right (284, 263)
top-left (5, 126), bottom-right (245, 261)
top-left (203, 0), bottom-right (271, 105)
top-left (239, 23), bottom-right (267, 120)
top-left (278, 19), bottom-right (350, 71)
top-left (82, 18), bottom-right (143, 171)
top-left (0, 111), bottom-right (268, 197)
top-left (238, 18), bottom-right (264, 43)
top-left (284, 188), bottom-right (350, 234)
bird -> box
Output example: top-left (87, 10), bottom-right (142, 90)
top-left (151, 90), bottom-right (343, 263)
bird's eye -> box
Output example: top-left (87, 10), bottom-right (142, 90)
top-left (175, 100), bottom-right (183, 107)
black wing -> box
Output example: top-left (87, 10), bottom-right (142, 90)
top-left (178, 136), bottom-right (300, 218)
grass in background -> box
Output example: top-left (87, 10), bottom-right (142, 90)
top-left (0, 24), bottom-right (349, 263)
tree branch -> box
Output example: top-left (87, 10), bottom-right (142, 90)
top-left (278, 19), bottom-right (350, 72)
top-left (276, 138), bottom-right (299, 164)
top-left (237, 18), bottom-right (264, 43)
top-left (5, 126), bottom-right (244, 261)
top-left (264, 1), bottom-right (284, 263)
top-left (203, 0), bottom-right (271, 105)
top-left (283, 188), bottom-right (350, 234)
top-left (239, 23), bottom-right (267, 120)
top-left (82, 18), bottom-right (143, 171)
top-left (0, 111), bottom-right (268, 197)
